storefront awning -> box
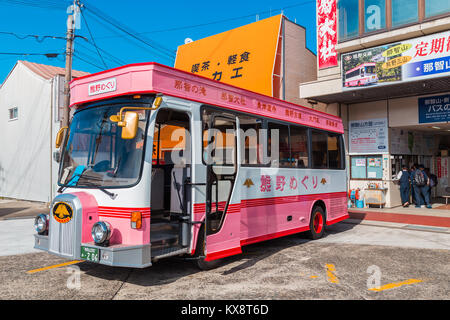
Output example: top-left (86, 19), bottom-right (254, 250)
top-left (308, 76), bottom-right (450, 105)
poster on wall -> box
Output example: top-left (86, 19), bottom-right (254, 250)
top-left (418, 94), bottom-right (450, 123)
top-left (349, 118), bottom-right (388, 154)
top-left (390, 128), bottom-right (436, 155)
top-left (341, 30), bottom-right (450, 90)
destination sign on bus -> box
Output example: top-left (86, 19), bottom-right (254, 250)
top-left (88, 77), bottom-right (117, 96)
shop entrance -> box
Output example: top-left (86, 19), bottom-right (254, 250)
top-left (390, 125), bottom-right (450, 202)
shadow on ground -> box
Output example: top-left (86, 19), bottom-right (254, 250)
top-left (80, 221), bottom-right (358, 288)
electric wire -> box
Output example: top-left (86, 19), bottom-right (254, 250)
top-left (80, 1), bottom-right (176, 62)
top-left (78, 4), bottom-right (107, 69)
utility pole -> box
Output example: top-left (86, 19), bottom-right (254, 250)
top-left (62, 1), bottom-right (80, 128)
top-left (62, 12), bottom-right (74, 128)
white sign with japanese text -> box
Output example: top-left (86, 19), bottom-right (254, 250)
top-left (88, 78), bottom-right (117, 96)
top-left (349, 118), bottom-right (388, 154)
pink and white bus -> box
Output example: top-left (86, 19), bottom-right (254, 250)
top-left (34, 63), bottom-right (348, 270)
top-left (344, 62), bottom-right (378, 87)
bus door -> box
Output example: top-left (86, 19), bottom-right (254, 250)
top-left (203, 111), bottom-right (240, 257)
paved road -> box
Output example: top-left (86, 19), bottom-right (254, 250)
top-left (0, 218), bottom-right (39, 256)
top-left (0, 221), bottom-right (448, 300)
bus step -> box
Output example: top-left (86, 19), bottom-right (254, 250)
top-left (150, 222), bottom-right (178, 233)
top-left (151, 232), bottom-right (178, 243)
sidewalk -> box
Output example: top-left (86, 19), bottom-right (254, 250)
top-left (0, 199), bottom-right (49, 220)
top-left (347, 203), bottom-right (450, 233)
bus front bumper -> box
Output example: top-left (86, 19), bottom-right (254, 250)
top-left (34, 235), bottom-right (152, 268)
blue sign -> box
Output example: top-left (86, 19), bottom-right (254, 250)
top-left (405, 56), bottom-right (450, 78)
top-left (418, 94), bottom-right (450, 123)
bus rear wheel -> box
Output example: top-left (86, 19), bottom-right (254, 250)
top-left (194, 226), bottom-right (221, 271)
top-left (306, 206), bottom-right (326, 240)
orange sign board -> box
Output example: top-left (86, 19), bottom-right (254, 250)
top-left (175, 15), bottom-right (282, 96)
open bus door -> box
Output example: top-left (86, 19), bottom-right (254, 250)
top-left (199, 113), bottom-right (239, 269)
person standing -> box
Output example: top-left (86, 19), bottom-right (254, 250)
top-left (413, 165), bottom-right (432, 209)
top-left (396, 165), bottom-right (410, 207)
top-left (410, 164), bottom-right (418, 206)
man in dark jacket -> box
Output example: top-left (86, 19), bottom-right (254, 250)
top-left (412, 165), bottom-right (432, 209)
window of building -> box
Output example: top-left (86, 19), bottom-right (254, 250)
top-left (425, 0), bottom-right (450, 18)
top-left (364, 0), bottom-right (386, 32)
top-left (391, 0), bottom-right (418, 28)
top-left (268, 122), bottom-right (291, 167)
top-left (290, 126), bottom-right (309, 168)
top-left (8, 107), bottom-right (18, 121)
top-left (338, 0), bottom-right (360, 41)
top-left (311, 130), bottom-right (328, 169)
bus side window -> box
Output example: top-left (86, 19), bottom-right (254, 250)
top-left (311, 130), bottom-right (328, 169)
top-left (290, 125), bottom-right (308, 168)
top-left (268, 122), bottom-right (290, 167)
top-left (238, 116), bottom-right (264, 165)
top-left (328, 134), bottom-right (342, 169)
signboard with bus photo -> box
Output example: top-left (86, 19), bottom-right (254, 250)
top-left (342, 30), bottom-right (450, 90)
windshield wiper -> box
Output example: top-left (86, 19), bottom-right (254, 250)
top-left (57, 170), bottom-right (104, 193)
top-left (75, 180), bottom-right (117, 200)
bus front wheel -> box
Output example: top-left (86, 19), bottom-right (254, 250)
top-left (194, 226), bottom-right (221, 271)
top-left (306, 206), bottom-right (326, 240)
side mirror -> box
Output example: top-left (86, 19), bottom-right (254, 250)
top-left (55, 127), bottom-right (68, 148)
top-left (53, 150), bottom-right (61, 163)
top-left (120, 111), bottom-right (139, 140)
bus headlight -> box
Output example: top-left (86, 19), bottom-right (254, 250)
top-left (34, 214), bottom-right (49, 235)
top-left (91, 221), bottom-right (112, 245)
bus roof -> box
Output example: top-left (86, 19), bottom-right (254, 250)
top-left (345, 62), bottom-right (376, 75)
top-left (70, 62), bottom-right (344, 134)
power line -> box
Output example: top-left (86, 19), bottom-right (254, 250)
top-left (75, 39), bottom-right (126, 66)
top-left (73, 52), bottom-right (103, 70)
top-left (80, 1), bottom-right (176, 62)
top-left (96, 0), bottom-right (315, 40)
top-left (78, 4), bottom-right (107, 69)
top-left (0, 0), bottom-right (69, 10)
top-left (0, 31), bottom-right (66, 42)
top-left (0, 52), bottom-right (62, 57)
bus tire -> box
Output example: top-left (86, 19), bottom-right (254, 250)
top-left (194, 226), bottom-right (221, 271)
top-left (306, 206), bottom-right (326, 240)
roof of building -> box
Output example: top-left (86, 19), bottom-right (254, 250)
top-left (19, 60), bottom-right (89, 80)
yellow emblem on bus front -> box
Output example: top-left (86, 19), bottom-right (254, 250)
top-left (53, 202), bottom-right (73, 224)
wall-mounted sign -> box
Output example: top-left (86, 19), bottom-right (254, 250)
top-left (341, 30), bottom-right (450, 90)
top-left (175, 15), bottom-right (282, 97)
top-left (349, 118), bottom-right (388, 154)
top-left (419, 94), bottom-right (450, 123)
top-left (317, 0), bottom-right (338, 69)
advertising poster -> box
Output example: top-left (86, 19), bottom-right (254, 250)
top-left (349, 118), bottom-right (388, 154)
top-left (341, 30), bottom-right (450, 90)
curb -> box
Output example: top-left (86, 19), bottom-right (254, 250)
top-left (342, 218), bottom-right (450, 234)
top-left (348, 210), bottom-right (450, 228)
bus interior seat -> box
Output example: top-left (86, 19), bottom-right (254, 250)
top-left (151, 168), bottom-right (165, 211)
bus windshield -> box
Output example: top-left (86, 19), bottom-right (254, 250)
top-left (59, 102), bottom-right (151, 188)
top-left (365, 65), bottom-right (376, 75)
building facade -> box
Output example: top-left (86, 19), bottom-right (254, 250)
top-left (300, 0), bottom-right (450, 207)
top-left (0, 61), bottom-right (88, 203)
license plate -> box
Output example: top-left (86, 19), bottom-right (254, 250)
top-left (80, 246), bottom-right (99, 262)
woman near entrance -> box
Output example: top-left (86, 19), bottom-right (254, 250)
top-left (396, 165), bottom-right (410, 207)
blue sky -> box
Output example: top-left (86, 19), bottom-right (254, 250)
top-left (0, 0), bottom-right (317, 83)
